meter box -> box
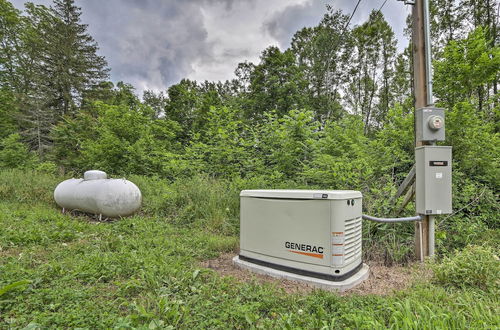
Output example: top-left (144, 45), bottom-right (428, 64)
top-left (239, 190), bottom-right (363, 281)
top-left (416, 146), bottom-right (452, 215)
top-left (416, 107), bottom-right (446, 142)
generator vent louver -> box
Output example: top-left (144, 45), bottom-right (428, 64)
top-left (344, 217), bottom-right (362, 264)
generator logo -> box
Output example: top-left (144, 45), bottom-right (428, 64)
top-left (285, 241), bottom-right (324, 259)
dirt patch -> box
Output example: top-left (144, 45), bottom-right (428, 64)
top-left (0, 247), bottom-right (22, 259)
top-left (200, 253), bottom-right (431, 295)
top-left (341, 262), bottom-right (431, 296)
top-left (200, 253), bottom-right (315, 294)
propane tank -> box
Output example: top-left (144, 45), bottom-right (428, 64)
top-left (54, 170), bottom-right (141, 217)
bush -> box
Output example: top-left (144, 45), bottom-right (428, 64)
top-left (35, 161), bottom-right (58, 174)
top-left (0, 133), bottom-right (36, 169)
top-left (432, 245), bottom-right (500, 292)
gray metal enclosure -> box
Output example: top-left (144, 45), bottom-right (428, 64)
top-left (239, 190), bottom-right (363, 280)
top-left (416, 146), bottom-right (452, 215)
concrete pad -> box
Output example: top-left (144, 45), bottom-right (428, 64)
top-left (232, 256), bottom-right (369, 292)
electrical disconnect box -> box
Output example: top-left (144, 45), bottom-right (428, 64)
top-left (416, 107), bottom-right (446, 142)
top-left (239, 190), bottom-right (363, 281)
top-left (416, 146), bottom-right (452, 215)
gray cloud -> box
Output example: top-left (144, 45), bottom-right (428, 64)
top-left (264, 0), bottom-right (410, 51)
top-left (81, 0), bottom-right (214, 91)
top-left (11, 0), bottom-right (410, 93)
top-left (263, 1), bottom-right (329, 48)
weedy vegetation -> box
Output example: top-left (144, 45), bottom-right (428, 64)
top-left (0, 170), bottom-right (499, 329)
top-left (1, 0), bottom-right (499, 327)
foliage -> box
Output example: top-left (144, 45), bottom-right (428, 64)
top-left (52, 101), bottom-right (182, 176)
top-left (434, 27), bottom-right (499, 113)
top-left (304, 114), bottom-right (371, 189)
top-left (0, 89), bottom-right (18, 139)
top-left (0, 0), bottom-right (498, 284)
top-left (432, 245), bottom-right (500, 292)
top-left (257, 109), bottom-right (318, 180)
top-left (446, 101), bottom-right (499, 187)
top-left (0, 170), bottom-right (499, 328)
top-left (186, 106), bottom-right (249, 178)
top-left (242, 47), bottom-right (310, 120)
top-left (0, 134), bottom-right (35, 169)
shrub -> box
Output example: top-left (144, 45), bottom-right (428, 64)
top-left (432, 245), bottom-right (500, 292)
top-left (35, 161), bottom-right (58, 174)
top-left (0, 133), bottom-right (36, 169)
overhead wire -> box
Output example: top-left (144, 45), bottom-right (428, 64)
top-left (323, 0), bottom-right (362, 118)
top-left (343, 0), bottom-right (363, 32)
top-left (378, 0), bottom-right (389, 13)
top-left (323, 0), bottom-right (390, 117)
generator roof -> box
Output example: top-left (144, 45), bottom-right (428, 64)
top-left (240, 189), bottom-right (362, 200)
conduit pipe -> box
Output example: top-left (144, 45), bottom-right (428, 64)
top-left (362, 214), bottom-right (422, 223)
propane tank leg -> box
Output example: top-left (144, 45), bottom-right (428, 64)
top-left (99, 214), bottom-right (102, 221)
top-left (62, 208), bottom-right (65, 214)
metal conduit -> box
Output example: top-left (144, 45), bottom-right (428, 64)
top-left (362, 214), bottom-right (422, 223)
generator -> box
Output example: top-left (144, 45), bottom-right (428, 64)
top-left (239, 190), bottom-right (363, 281)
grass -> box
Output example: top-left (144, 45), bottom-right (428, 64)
top-left (0, 169), bottom-right (499, 328)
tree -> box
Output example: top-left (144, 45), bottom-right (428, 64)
top-left (0, 0), bottom-right (23, 90)
top-left (0, 0), bottom-right (109, 156)
top-left (164, 79), bottom-right (201, 141)
top-left (303, 114), bottom-right (371, 189)
top-left (291, 8), bottom-right (351, 123)
top-left (434, 27), bottom-right (499, 115)
top-left (241, 46), bottom-right (309, 121)
top-left (391, 47), bottom-right (413, 108)
top-left (186, 106), bottom-right (248, 178)
top-left (255, 109), bottom-right (318, 179)
top-left (345, 11), bottom-right (397, 134)
top-left (0, 133), bottom-right (35, 169)
top-left (42, 0), bottom-right (109, 118)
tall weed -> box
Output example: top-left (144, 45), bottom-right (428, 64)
top-left (432, 245), bottom-right (500, 292)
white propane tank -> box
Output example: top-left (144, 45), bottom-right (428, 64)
top-left (54, 170), bottom-right (142, 217)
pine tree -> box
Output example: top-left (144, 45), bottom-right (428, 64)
top-left (44, 0), bottom-right (109, 118)
top-left (11, 0), bottom-right (109, 156)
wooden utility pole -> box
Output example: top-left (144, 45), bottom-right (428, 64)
top-left (412, 0), bottom-right (433, 260)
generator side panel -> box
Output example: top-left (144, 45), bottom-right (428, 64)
top-left (240, 197), bottom-right (331, 270)
top-left (330, 198), bottom-right (363, 275)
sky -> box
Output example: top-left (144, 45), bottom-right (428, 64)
top-left (11, 0), bottom-right (412, 95)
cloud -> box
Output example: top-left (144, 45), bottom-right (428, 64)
top-left (10, 0), bottom-right (410, 94)
top-left (187, 0), bottom-right (308, 83)
top-left (81, 0), bottom-right (215, 92)
top-left (263, 0), bottom-right (329, 49)
top-left (264, 0), bottom-right (410, 51)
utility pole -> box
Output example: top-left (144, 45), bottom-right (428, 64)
top-left (412, 0), bottom-right (431, 260)
top-left (412, 0), bottom-right (442, 260)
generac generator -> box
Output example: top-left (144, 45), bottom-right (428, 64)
top-left (239, 190), bottom-right (363, 280)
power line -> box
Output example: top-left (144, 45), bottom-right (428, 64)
top-left (343, 0), bottom-right (362, 31)
top-left (378, 0), bottom-right (389, 13)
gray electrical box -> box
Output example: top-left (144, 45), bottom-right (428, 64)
top-left (416, 107), bottom-right (446, 142)
top-left (416, 146), bottom-right (452, 215)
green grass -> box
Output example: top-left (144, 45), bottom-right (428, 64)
top-left (0, 170), bottom-right (499, 328)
